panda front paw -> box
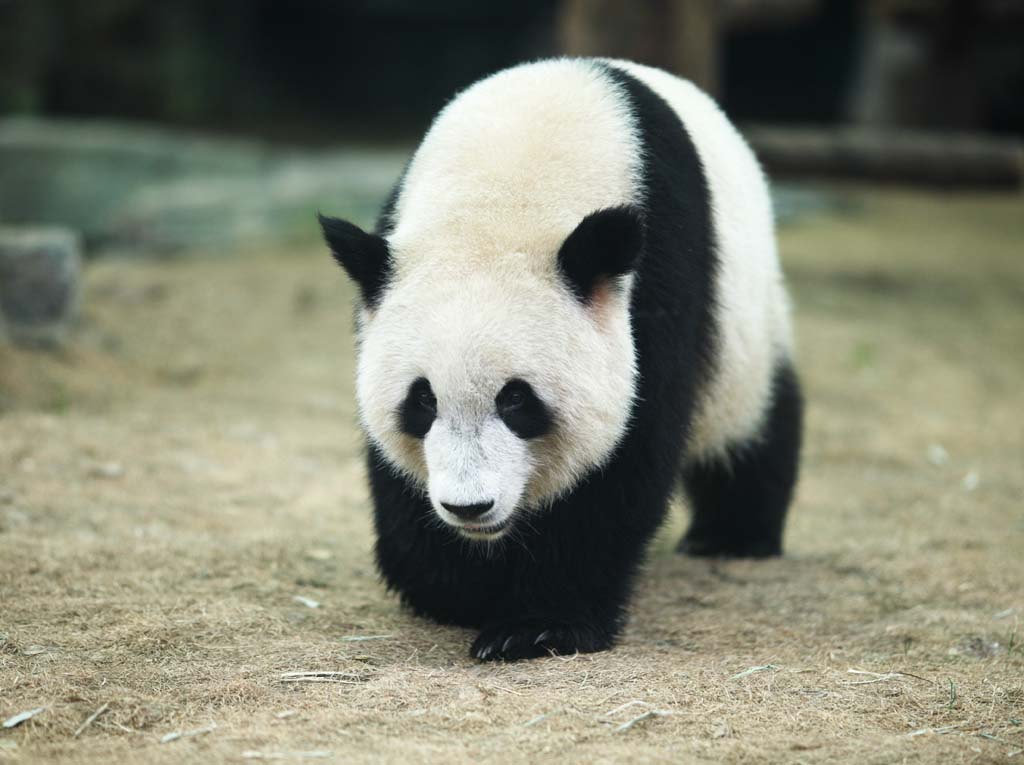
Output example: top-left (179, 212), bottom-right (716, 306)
top-left (677, 532), bottom-right (782, 558)
top-left (470, 620), bottom-right (614, 662)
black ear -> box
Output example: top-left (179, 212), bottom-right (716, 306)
top-left (318, 213), bottom-right (391, 308)
top-left (557, 206), bottom-right (645, 302)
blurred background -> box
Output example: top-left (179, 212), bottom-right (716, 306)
top-left (1, 0), bottom-right (1023, 280)
top-left (3, 0), bottom-right (1024, 138)
top-left (0, 0), bottom-right (1023, 372)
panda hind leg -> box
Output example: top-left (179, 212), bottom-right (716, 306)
top-left (678, 362), bottom-right (803, 558)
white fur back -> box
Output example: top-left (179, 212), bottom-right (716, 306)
top-left (607, 60), bottom-right (794, 459)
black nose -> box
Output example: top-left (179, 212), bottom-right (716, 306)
top-left (441, 500), bottom-right (495, 520)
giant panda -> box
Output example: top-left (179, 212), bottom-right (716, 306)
top-left (320, 58), bottom-right (802, 662)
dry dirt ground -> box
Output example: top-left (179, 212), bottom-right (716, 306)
top-left (1, 187), bottom-right (1022, 764)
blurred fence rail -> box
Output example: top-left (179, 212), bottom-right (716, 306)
top-left (745, 126), bottom-right (1024, 189)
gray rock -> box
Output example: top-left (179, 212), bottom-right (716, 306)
top-left (0, 117), bottom-right (407, 254)
top-left (0, 226), bottom-right (82, 348)
top-left (104, 150), bottom-right (404, 253)
top-left (0, 118), bottom-right (272, 246)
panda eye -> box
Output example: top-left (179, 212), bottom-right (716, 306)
top-left (417, 388), bottom-right (437, 412)
top-left (496, 379), bottom-right (553, 440)
top-left (496, 383), bottom-right (525, 414)
top-left (400, 378), bottom-right (437, 439)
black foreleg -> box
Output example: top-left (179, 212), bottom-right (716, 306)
top-left (469, 470), bottom-right (670, 661)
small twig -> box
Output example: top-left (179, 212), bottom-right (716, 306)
top-left (888, 670), bottom-right (934, 684)
top-left (2, 707), bottom-right (45, 729)
top-left (906, 723), bottom-right (964, 737)
top-left (73, 703), bottom-right (110, 737)
top-left (845, 673), bottom-right (900, 685)
top-left (522, 712), bottom-right (556, 728)
top-left (614, 709), bottom-right (671, 733)
top-left (242, 751), bottom-right (333, 760)
top-left (730, 664), bottom-right (778, 680)
top-left (844, 668), bottom-right (935, 686)
top-left (488, 684), bottom-right (522, 696)
top-left (603, 700), bottom-right (650, 717)
top-left (976, 732), bottom-right (1021, 747)
top-left (160, 723), bottom-right (216, 743)
top-left (101, 720), bottom-right (139, 734)
top-left (279, 671), bottom-right (367, 684)
top-left (339, 635), bottom-right (393, 642)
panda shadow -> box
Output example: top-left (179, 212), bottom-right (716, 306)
top-left (626, 550), bottom-right (875, 651)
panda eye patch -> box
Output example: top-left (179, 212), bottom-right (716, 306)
top-left (400, 377), bottom-right (437, 438)
top-left (496, 379), bottom-right (552, 439)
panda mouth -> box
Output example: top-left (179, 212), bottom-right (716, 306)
top-left (458, 517), bottom-right (512, 540)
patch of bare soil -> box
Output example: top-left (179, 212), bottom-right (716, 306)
top-left (1, 188), bottom-right (1023, 763)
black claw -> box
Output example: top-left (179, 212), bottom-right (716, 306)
top-left (471, 621), bottom-right (614, 662)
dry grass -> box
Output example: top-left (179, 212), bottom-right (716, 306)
top-left (1, 186), bottom-right (1023, 763)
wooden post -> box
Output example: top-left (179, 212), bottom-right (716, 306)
top-left (559, 0), bottom-right (720, 94)
top-left (744, 125), bottom-right (1024, 189)
top-left (667, 0), bottom-right (720, 95)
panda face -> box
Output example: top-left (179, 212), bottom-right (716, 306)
top-left (354, 261), bottom-right (637, 541)
top-left (396, 375), bottom-right (553, 539)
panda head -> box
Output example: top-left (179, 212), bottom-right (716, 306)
top-left (321, 207), bottom-right (643, 541)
